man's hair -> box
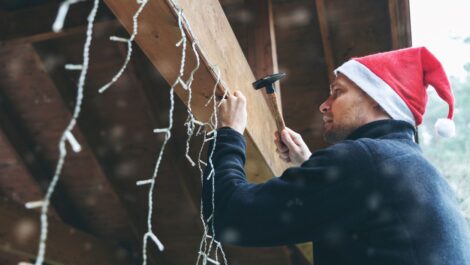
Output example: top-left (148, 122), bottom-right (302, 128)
top-left (374, 104), bottom-right (389, 116)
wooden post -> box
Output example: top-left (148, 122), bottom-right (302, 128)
top-left (388, 0), bottom-right (412, 49)
top-left (315, 0), bottom-right (336, 83)
top-left (246, 0), bottom-right (283, 114)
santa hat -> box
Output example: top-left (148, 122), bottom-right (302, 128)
top-left (334, 46), bottom-right (455, 137)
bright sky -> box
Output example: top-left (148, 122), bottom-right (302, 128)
top-left (410, 0), bottom-right (470, 143)
top-left (410, 0), bottom-right (470, 80)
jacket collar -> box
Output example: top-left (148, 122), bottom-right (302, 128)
top-left (345, 119), bottom-right (416, 141)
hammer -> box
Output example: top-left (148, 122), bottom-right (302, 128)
top-left (252, 73), bottom-right (286, 133)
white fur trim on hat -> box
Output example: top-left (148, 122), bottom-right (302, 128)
top-left (434, 118), bottom-right (456, 137)
top-left (334, 60), bottom-right (416, 126)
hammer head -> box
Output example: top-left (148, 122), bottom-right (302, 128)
top-left (252, 73), bottom-right (286, 94)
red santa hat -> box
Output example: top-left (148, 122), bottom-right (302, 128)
top-left (334, 46), bottom-right (456, 137)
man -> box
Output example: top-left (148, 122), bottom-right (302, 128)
top-left (202, 47), bottom-right (470, 264)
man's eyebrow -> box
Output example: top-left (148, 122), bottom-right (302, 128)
top-left (329, 82), bottom-right (337, 90)
top-left (329, 82), bottom-right (339, 91)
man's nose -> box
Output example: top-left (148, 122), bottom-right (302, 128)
top-left (319, 98), bottom-right (330, 113)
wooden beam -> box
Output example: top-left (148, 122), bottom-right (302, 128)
top-left (0, 1), bottom-right (115, 46)
top-left (102, 0), bottom-right (290, 177)
top-left (246, 0), bottom-right (279, 78)
top-left (0, 128), bottom-right (48, 208)
top-left (315, 0), bottom-right (336, 83)
top-left (388, 0), bottom-right (412, 49)
top-left (0, 89), bottom-right (86, 222)
top-left (0, 111), bottom-right (59, 217)
top-left (0, 200), bottom-right (131, 265)
top-left (33, 31), bottom-right (176, 265)
top-left (0, 44), bottom-right (136, 244)
top-left (0, 92), bottom-right (48, 207)
top-left (245, 0), bottom-right (283, 113)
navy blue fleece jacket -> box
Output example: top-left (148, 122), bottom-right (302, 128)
top-left (202, 120), bottom-right (470, 265)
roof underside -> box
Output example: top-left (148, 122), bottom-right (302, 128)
top-left (0, 0), bottom-right (410, 264)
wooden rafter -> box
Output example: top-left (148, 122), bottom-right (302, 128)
top-left (0, 44), bottom-right (136, 244)
top-left (0, 1), bottom-right (116, 46)
top-left (0, 97), bottom-right (60, 218)
top-left (0, 128), bottom-right (50, 211)
top-left (0, 200), bottom-right (131, 265)
top-left (33, 31), bottom-right (180, 264)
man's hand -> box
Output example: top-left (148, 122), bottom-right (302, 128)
top-left (274, 127), bottom-right (312, 166)
top-left (217, 91), bottom-right (247, 135)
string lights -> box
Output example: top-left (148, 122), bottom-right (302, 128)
top-left (27, 0), bottom-right (230, 264)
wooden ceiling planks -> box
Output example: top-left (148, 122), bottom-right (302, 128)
top-left (322, 0), bottom-right (394, 66)
top-left (0, 44), bottom-right (135, 245)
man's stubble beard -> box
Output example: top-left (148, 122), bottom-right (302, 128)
top-left (323, 103), bottom-right (367, 144)
top-left (323, 123), bottom-right (354, 144)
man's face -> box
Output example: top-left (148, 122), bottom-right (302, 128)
top-left (319, 73), bottom-right (378, 144)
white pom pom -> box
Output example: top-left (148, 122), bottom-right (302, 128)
top-left (434, 118), bottom-right (456, 137)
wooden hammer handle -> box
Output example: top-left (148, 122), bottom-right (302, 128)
top-left (267, 92), bottom-right (286, 132)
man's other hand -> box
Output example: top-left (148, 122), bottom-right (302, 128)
top-left (217, 91), bottom-right (247, 135)
top-left (274, 128), bottom-right (312, 166)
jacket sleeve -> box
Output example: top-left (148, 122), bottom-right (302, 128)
top-left (202, 127), bottom-right (373, 247)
